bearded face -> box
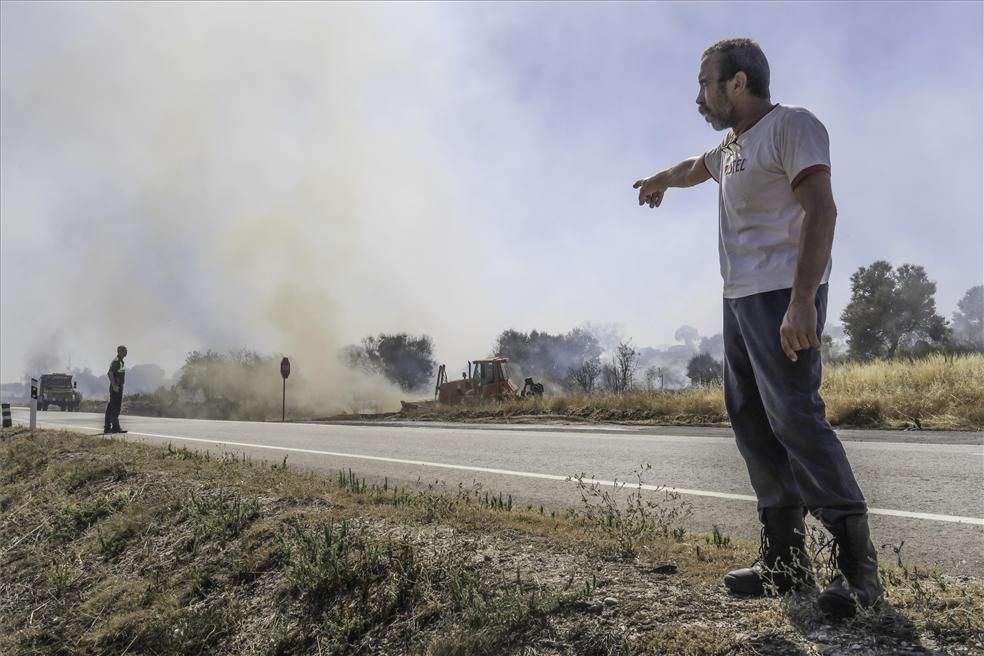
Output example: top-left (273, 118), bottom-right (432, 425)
top-left (697, 55), bottom-right (736, 131)
top-left (699, 83), bottom-right (736, 131)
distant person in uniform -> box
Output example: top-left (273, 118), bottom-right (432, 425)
top-left (104, 345), bottom-right (127, 434)
top-left (633, 38), bottom-right (881, 617)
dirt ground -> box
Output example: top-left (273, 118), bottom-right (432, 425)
top-left (2, 428), bottom-right (981, 655)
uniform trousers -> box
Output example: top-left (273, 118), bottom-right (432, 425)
top-left (104, 388), bottom-right (123, 431)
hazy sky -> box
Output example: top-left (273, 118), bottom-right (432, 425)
top-left (2, 1), bottom-right (982, 385)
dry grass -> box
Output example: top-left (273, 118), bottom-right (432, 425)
top-left (403, 389), bottom-right (729, 426)
top-left (821, 353), bottom-right (984, 429)
top-left (2, 428), bottom-right (982, 655)
top-left (401, 353), bottom-right (984, 431)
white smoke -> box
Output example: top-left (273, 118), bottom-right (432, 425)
top-left (0, 3), bottom-right (524, 410)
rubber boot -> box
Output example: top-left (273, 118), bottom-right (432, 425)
top-left (818, 513), bottom-right (883, 617)
top-left (724, 506), bottom-right (815, 596)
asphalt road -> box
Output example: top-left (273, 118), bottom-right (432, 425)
top-left (10, 408), bottom-right (984, 576)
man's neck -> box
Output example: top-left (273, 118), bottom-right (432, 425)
top-left (733, 100), bottom-right (776, 136)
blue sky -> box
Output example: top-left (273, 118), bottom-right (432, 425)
top-left (1, 1), bottom-right (982, 388)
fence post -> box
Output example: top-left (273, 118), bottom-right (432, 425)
top-left (30, 377), bottom-right (38, 431)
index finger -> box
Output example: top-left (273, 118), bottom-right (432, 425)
top-left (633, 179), bottom-right (644, 189)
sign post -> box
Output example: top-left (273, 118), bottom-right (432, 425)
top-left (280, 357), bottom-right (291, 422)
top-left (29, 377), bottom-right (38, 431)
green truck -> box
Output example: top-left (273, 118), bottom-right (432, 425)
top-left (38, 373), bottom-right (82, 411)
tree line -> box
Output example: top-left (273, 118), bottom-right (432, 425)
top-left (492, 263), bottom-right (981, 392)
top-left (131, 263), bottom-right (984, 404)
top-left (26, 261), bottom-right (976, 408)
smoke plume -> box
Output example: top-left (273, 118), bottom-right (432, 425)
top-left (1, 3), bottom-right (517, 412)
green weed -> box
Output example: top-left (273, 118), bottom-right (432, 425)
top-left (572, 465), bottom-right (693, 560)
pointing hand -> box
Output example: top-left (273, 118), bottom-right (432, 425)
top-left (633, 176), bottom-right (668, 208)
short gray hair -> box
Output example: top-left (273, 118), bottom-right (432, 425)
top-left (703, 38), bottom-right (770, 99)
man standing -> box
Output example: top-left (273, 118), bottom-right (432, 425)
top-left (104, 345), bottom-right (127, 434)
top-left (633, 38), bottom-right (881, 617)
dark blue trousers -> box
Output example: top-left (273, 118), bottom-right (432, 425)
top-left (723, 285), bottom-right (867, 526)
top-left (104, 388), bottom-right (123, 432)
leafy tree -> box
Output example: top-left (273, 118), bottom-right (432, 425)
top-left (177, 350), bottom-right (226, 399)
top-left (172, 349), bottom-right (280, 419)
top-left (841, 261), bottom-right (949, 360)
top-left (952, 285), bottom-right (984, 350)
top-left (493, 327), bottom-right (602, 388)
top-left (349, 333), bottom-right (437, 391)
top-left (493, 329), bottom-right (532, 367)
top-left (686, 352), bottom-right (723, 386)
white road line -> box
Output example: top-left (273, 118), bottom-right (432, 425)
top-left (18, 411), bottom-right (984, 451)
top-left (30, 420), bottom-right (984, 527)
top-left (79, 427), bottom-right (765, 503)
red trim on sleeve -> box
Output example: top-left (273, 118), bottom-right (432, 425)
top-left (791, 164), bottom-right (831, 190)
top-left (702, 153), bottom-right (718, 182)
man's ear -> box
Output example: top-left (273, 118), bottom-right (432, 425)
top-left (732, 71), bottom-right (748, 95)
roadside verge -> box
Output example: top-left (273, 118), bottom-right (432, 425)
top-left (2, 428), bottom-right (981, 655)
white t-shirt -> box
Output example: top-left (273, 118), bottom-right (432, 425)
top-left (703, 104), bottom-right (832, 299)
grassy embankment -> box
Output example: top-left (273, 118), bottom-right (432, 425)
top-left (401, 354), bottom-right (984, 431)
top-left (2, 428), bottom-right (982, 655)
